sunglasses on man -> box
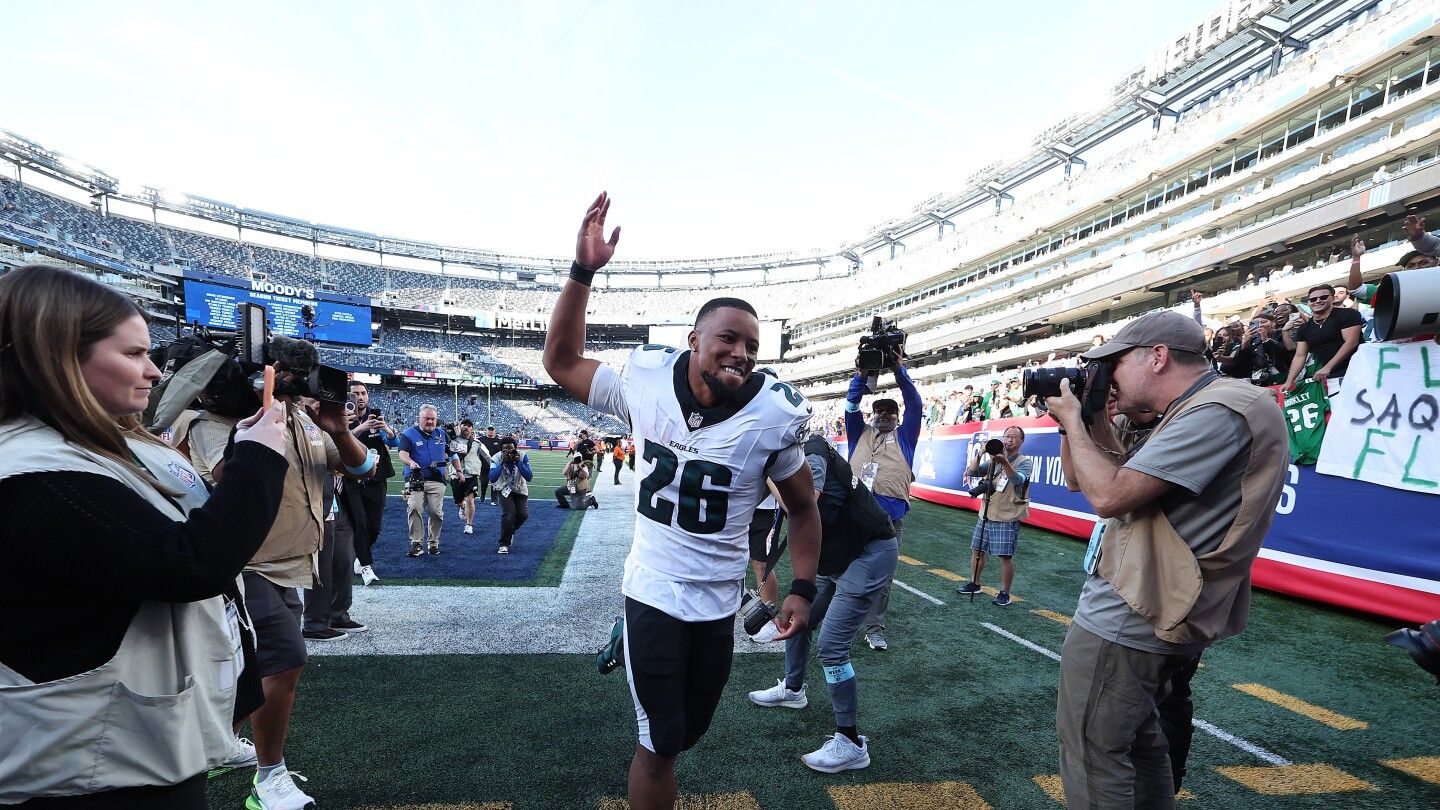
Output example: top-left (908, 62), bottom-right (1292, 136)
top-left (1307, 294), bottom-right (1331, 303)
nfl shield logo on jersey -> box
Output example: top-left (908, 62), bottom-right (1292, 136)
top-left (687, 412), bottom-right (703, 429)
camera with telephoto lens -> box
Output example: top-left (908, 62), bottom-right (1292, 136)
top-left (1386, 619), bottom-right (1440, 684)
top-left (1022, 361), bottom-right (1114, 425)
top-left (856, 316), bottom-right (907, 394)
top-left (739, 589), bottom-right (776, 636)
top-left (967, 438), bottom-right (1006, 497)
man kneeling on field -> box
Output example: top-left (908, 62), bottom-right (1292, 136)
top-left (748, 433), bottom-right (897, 772)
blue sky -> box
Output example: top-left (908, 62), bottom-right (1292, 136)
top-left (4, 1), bottom-right (1221, 259)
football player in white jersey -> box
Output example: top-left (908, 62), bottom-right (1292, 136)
top-left (543, 193), bottom-right (822, 810)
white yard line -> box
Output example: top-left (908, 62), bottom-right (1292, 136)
top-left (893, 579), bottom-right (946, 606)
top-left (978, 622), bottom-right (1292, 766)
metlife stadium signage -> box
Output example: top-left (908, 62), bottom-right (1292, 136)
top-left (180, 270), bottom-right (373, 346)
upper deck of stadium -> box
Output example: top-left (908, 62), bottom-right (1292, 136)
top-left (3, 0), bottom-right (1440, 395)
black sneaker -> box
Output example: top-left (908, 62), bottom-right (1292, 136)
top-left (303, 628), bottom-right (348, 642)
top-left (332, 619), bottom-right (368, 633)
top-left (957, 581), bottom-right (982, 594)
top-left (428, 545), bottom-right (440, 556)
top-left (407, 545), bottom-right (423, 558)
top-left (992, 591), bottom-right (1013, 607)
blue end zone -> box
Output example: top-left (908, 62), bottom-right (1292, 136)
top-left (372, 494), bottom-right (579, 585)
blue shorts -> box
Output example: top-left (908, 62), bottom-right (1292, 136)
top-left (971, 519), bottom-right (1019, 557)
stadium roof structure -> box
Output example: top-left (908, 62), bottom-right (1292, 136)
top-left (0, 0), bottom-right (1379, 291)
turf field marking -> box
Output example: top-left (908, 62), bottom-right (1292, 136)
top-left (976, 585), bottom-right (1022, 602)
top-left (897, 554), bottom-right (928, 566)
top-left (1032, 775), bottom-right (1194, 804)
top-left (1230, 683), bottom-right (1368, 731)
top-left (927, 567), bottom-right (965, 580)
top-left (892, 579), bottom-right (945, 606)
top-left (1030, 609), bottom-right (1073, 626)
top-left (598, 791), bottom-right (760, 809)
top-left (363, 804), bottom-right (511, 809)
top-left (1380, 756), bottom-right (1440, 784)
top-left (1213, 763), bottom-right (1375, 794)
top-left (979, 623), bottom-right (1292, 766)
top-left (828, 780), bottom-right (992, 809)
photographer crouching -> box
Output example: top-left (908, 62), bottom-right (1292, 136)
top-left (1043, 311), bottom-right (1288, 808)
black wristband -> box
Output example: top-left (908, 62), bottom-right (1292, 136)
top-left (788, 579), bottom-right (817, 603)
top-left (569, 261), bottom-right (597, 287)
top-left (1057, 428), bottom-right (1067, 436)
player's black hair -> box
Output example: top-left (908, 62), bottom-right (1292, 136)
top-left (694, 297), bottom-right (758, 329)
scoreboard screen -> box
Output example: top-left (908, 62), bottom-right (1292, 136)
top-left (182, 278), bottom-right (373, 347)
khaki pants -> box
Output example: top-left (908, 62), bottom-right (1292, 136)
top-left (1057, 624), bottom-right (1195, 810)
top-left (406, 480), bottom-right (446, 549)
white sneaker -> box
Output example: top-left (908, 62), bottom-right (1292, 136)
top-left (352, 558), bottom-right (362, 575)
top-left (749, 622), bottom-right (782, 643)
top-left (463, 524), bottom-right (474, 534)
top-left (748, 678), bottom-right (807, 709)
top-left (359, 565), bottom-right (379, 586)
top-left (248, 765), bottom-right (315, 809)
top-left (802, 733), bottom-right (870, 773)
top-left (215, 735), bottom-right (257, 771)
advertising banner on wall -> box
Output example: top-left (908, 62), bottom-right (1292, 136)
top-left (910, 414), bottom-right (1440, 623)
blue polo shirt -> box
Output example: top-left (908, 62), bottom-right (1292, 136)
top-left (398, 425), bottom-right (452, 481)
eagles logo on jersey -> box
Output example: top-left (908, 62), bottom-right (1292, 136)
top-left (588, 344), bottom-right (812, 621)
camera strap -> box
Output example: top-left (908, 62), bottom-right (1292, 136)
top-left (757, 515), bottom-right (789, 586)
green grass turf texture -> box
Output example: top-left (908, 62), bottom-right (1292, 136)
top-left (208, 499), bottom-right (1440, 809)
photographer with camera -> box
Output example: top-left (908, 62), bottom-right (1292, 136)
top-left (1223, 314), bottom-right (1289, 386)
top-left (0, 265), bottom-right (290, 808)
top-left (956, 427), bottom-right (1030, 606)
top-left (489, 437), bottom-right (532, 552)
top-left (348, 381), bottom-right (396, 586)
top-left (398, 404), bottom-right (463, 557)
top-left (189, 333), bottom-right (376, 809)
top-left (843, 342), bottom-right (918, 652)
top-left (556, 451), bottom-right (597, 510)
top-left (1044, 311), bottom-right (1287, 807)
top-left (451, 419), bottom-right (492, 535)
top-left (747, 433), bottom-right (897, 773)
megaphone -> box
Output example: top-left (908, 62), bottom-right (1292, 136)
top-left (1373, 266), bottom-right (1440, 341)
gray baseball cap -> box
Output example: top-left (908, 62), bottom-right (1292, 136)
top-left (1081, 311), bottom-right (1207, 361)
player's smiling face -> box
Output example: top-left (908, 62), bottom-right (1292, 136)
top-left (689, 307), bottom-right (759, 402)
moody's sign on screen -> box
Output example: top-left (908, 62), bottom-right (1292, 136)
top-left (182, 275), bottom-right (373, 347)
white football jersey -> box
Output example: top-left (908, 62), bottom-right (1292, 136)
top-left (589, 345), bottom-right (812, 621)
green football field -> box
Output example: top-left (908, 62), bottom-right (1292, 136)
top-left (207, 456), bottom-right (1440, 809)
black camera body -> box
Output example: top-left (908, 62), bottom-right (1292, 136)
top-left (235, 303), bottom-right (348, 404)
top-left (739, 589), bottom-right (776, 636)
top-left (856, 316), bottom-right (907, 394)
top-left (967, 438), bottom-right (1006, 497)
top-left (1022, 362), bottom-right (1114, 425)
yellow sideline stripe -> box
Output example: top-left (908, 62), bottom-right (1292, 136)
top-left (828, 781), bottom-right (992, 809)
top-left (1033, 775), bottom-right (1194, 804)
top-left (1214, 764), bottom-right (1375, 795)
top-left (897, 554), bottom-right (928, 566)
top-left (1030, 609), bottom-right (1073, 626)
top-left (598, 792), bottom-right (759, 810)
top-left (1380, 756), bottom-right (1440, 784)
top-left (1230, 683), bottom-right (1368, 730)
top-left (928, 567), bottom-right (965, 581)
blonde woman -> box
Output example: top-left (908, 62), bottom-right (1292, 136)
top-left (0, 265), bottom-right (289, 809)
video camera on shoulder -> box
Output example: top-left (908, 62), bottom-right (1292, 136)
top-left (856, 316), bottom-right (907, 394)
top-left (237, 304), bottom-right (348, 404)
top-left (1022, 361), bottom-right (1114, 425)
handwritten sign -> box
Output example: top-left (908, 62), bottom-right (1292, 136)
top-left (1316, 343), bottom-right (1440, 494)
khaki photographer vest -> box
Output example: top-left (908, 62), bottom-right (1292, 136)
top-left (982, 455), bottom-right (1030, 524)
top-left (848, 425), bottom-right (915, 503)
top-left (1095, 379), bottom-right (1287, 646)
top-left (0, 417), bottom-right (238, 803)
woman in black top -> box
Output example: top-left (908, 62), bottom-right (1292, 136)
top-left (0, 265), bottom-right (290, 809)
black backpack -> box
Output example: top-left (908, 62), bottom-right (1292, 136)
top-left (803, 435), bottom-right (897, 576)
